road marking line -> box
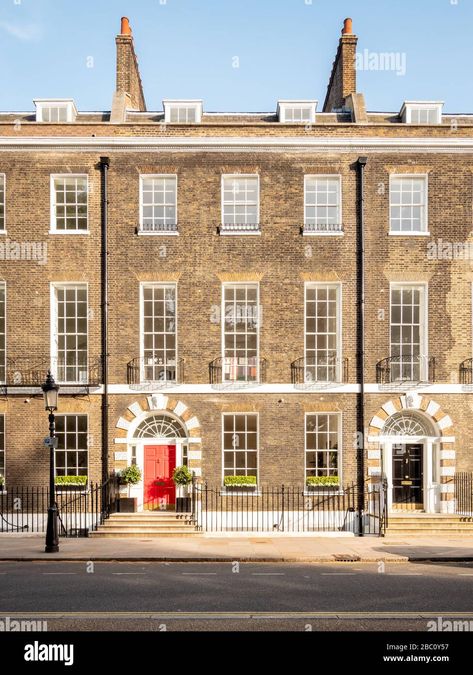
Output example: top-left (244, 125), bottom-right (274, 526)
top-left (387, 573), bottom-right (423, 576)
top-left (321, 573), bottom-right (356, 576)
top-left (181, 573), bottom-right (217, 576)
top-left (251, 573), bottom-right (285, 576)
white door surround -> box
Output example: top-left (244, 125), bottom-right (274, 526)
top-left (368, 397), bottom-right (456, 514)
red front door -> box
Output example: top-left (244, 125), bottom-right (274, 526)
top-left (144, 445), bottom-right (176, 510)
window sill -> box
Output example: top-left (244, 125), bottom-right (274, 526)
top-left (302, 232), bottom-right (344, 237)
top-left (0, 231), bottom-right (7, 236)
top-left (220, 490), bottom-right (261, 497)
top-left (219, 231), bottom-right (262, 236)
top-left (388, 232), bottom-right (430, 237)
top-left (48, 230), bottom-right (90, 235)
top-left (303, 490), bottom-right (344, 496)
top-left (137, 231), bottom-right (179, 236)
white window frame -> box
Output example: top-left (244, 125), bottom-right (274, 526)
top-left (139, 174), bottom-right (178, 235)
top-left (163, 100), bottom-right (203, 124)
top-left (221, 282), bottom-right (260, 383)
top-left (0, 174), bottom-right (6, 233)
top-left (50, 282), bottom-right (88, 384)
top-left (389, 282), bottom-right (428, 380)
top-left (50, 174), bottom-right (89, 234)
top-left (139, 282), bottom-right (178, 383)
top-left (303, 175), bottom-right (343, 235)
top-left (221, 412), bottom-right (259, 488)
top-left (54, 413), bottom-right (89, 481)
top-left (304, 412), bottom-right (342, 489)
top-left (34, 99), bottom-right (77, 123)
top-left (221, 174), bottom-right (260, 234)
top-left (277, 100), bottom-right (317, 124)
top-left (0, 282), bottom-right (5, 385)
top-left (304, 283), bottom-right (342, 383)
top-left (400, 101), bottom-right (443, 125)
top-left (389, 174), bottom-right (429, 235)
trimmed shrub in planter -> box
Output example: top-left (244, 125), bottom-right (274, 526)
top-left (172, 465), bottom-right (192, 486)
top-left (224, 476), bottom-right (257, 491)
top-left (0, 475), bottom-right (4, 490)
top-left (55, 475), bottom-right (88, 490)
top-left (119, 465), bottom-right (142, 486)
top-left (306, 476), bottom-right (340, 490)
top-left (173, 466), bottom-right (193, 512)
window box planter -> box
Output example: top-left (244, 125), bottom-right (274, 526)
top-left (55, 476), bottom-right (88, 491)
top-left (223, 476), bottom-right (257, 492)
top-left (306, 476), bottom-right (340, 492)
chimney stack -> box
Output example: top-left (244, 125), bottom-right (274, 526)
top-left (323, 18), bottom-right (358, 112)
top-left (113, 16), bottom-right (146, 113)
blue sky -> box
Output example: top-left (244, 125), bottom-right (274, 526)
top-left (0, 0), bottom-right (472, 113)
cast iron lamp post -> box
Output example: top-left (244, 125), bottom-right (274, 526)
top-left (41, 370), bottom-right (60, 553)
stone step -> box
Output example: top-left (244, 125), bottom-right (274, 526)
top-left (386, 520), bottom-right (473, 526)
top-left (89, 529), bottom-right (201, 538)
top-left (386, 530), bottom-right (473, 536)
top-left (107, 517), bottom-right (193, 523)
top-left (100, 521), bottom-right (194, 530)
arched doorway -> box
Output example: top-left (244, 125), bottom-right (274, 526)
top-left (129, 412), bottom-right (189, 511)
top-left (114, 396), bottom-right (202, 512)
top-left (381, 411), bottom-right (438, 512)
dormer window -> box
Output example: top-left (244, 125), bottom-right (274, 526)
top-left (163, 100), bottom-right (203, 124)
top-left (400, 102), bottom-right (443, 125)
top-left (34, 99), bottom-right (77, 123)
top-left (277, 100), bottom-right (317, 124)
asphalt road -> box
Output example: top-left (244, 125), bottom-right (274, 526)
top-left (0, 560), bottom-right (472, 631)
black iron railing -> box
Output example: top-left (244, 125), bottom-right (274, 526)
top-left (376, 355), bottom-right (435, 384)
top-left (1, 357), bottom-right (102, 388)
top-left (0, 477), bottom-right (119, 535)
top-left (209, 357), bottom-right (267, 386)
top-left (291, 356), bottom-right (349, 385)
top-left (4, 358), bottom-right (48, 386)
top-left (127, 357), bottom-right (184, 386)
top-left (191, 478), bottom-right (387, 536)
top-left (460, 359), bottom-right (473, 385)
top-left (52, 357), bottom-right (102, 387)
top-left (454, 472), bottom-right (473, 517)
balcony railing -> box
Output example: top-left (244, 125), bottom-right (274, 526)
top-left (376, 355), bottom-right (435, 385)
top-left (139, 222), bottom-right (179, 234)
top-left (4, 358), bottom-right (48, 386)
top-left (291, 356), bottom-right (349, 386)
top-left (218, 222), bottom-right (261, 234)
top-left (460, 358), bottom-right (473, 385)
top-left (1, 357), bottom-right (102, 388)
top-left (209, 357), bottom-right (267, 386)
top-left (127, 357), bottom-right (184, 387)
top-left (302, 222), bottom-right (344, 235)
top-left (52, 357), bottom-right (102, 387)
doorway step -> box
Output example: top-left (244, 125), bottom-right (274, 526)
top-left (386, 513), bottom-right (473, 536)
top-left (90, 512), bottom-right (201, 538)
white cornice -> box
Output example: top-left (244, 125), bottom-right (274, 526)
top-left (0, 136), bottom-right (473, 153)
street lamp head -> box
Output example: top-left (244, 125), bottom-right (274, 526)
top-left (41, 370), bottom-right (60, 412)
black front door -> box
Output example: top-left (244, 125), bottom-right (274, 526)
top-left (393, 443), bottom-right (423, 506)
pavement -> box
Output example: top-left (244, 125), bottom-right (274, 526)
top-left (1, 533), bottom-right (473, 562)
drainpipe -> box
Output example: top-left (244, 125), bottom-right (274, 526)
top-left (100, 157), bottom-right (110, 485)
top-left (356, 157), bottom-right (368, 535)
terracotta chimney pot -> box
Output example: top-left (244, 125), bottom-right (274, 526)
top-left (342, 18), bottom-right (353, 35)
top-left (121, 17), bottom-right (132, 36)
